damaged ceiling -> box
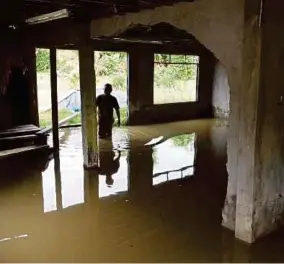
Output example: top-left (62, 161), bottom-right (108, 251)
top-left (93, 23), bottom-right (200, 44)
top-left (0, 0), bottom-right (195, 26)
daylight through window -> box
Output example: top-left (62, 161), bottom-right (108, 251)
top-left (154, 54), bottom-right (199, 104)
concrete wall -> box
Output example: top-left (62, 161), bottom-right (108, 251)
top-left (127, 44), bottom-right (215, 125)
top-left (213, 62), bottom-right (230, 118)
top-left (90, 0), bottom-right (244, 216)
top-left (252, 0), bottom-right (284, 239)
top-left (90, 0), bottom-right (284, 243)
top-left (0, 27), bottom-right (40, 129)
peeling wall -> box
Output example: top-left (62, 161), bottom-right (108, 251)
top-left (253, 0), bottom-right (284, 240)
top-left (213, 62), bottom-right (230, 118)
top-left (91, 0), bottom-right (244, 220)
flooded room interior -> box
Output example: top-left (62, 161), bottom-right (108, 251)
top-left (1, 0), bottom-right (284, 262)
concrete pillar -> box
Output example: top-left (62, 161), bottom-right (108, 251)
top-left (244, 0), bottom-right (284, 241)
top-left (84, 169), bottom-right (99, 205)
top-left (50, 48), bottom-right (59, 152)
top-left (128, 134), bottom-right (153, 198)
top-left (221, 0), bottom-right (284, 244)
top-left (54, 156), bottom-right (63, 210)
top-left (128, 46), bottom-right (154, 125)
top-left (234, 0), bottom-right (262, 243)
top-left (79, 46), bottom-right (98, 169)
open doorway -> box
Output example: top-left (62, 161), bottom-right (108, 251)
top-left (94, 51), bottom-right (129, 125)
top-left (35, 48), bottom-right (81, 129)
top-left (36, 48), bottom-right (52, 128)
top-left (56, 49), bottom-right (80, 125)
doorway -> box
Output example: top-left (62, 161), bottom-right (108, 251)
top-left (94, 51), bottom-right (129, 125)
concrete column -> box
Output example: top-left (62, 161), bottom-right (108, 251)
top-left (79, 46), bottom-right (98, 169)
top-left (50, 48), bottom-right (59, 152)
top-left (54, 155), bottom-right (63, 210)
top-left (128, 136), bottom-right (153, 198)
top-left (84, 169), bottom-right (99, 205)
top-left (234, 0), bottom-right (263, 243)
top-left (246, 0), bottom-right (284, 241)
top-left (128, 46), bottom-right (154, 125)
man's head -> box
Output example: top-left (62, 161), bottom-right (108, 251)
top-left (104, 83), bottom-right (112, 95)
top-left (106, 174), bottom-right (114, 186)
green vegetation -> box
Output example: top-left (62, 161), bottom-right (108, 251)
top-left (154, 54), bottom-right (198, 104)
top-left (39, 107), bottom-right (128, 128)
top-left (154, 54), bottom-right (197, 88)
top-left (36, 49), bottom-right (198, 127)
top-left (95, 51), bottom-right (127, 90)
top-left (171, 134), bottom-right (195, 147)
top-left (36, 49), bottom-right (50, 73)
top-left (39, 109), bottom-right (81, 128)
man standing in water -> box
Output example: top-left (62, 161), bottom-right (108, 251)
top-left (96, 83), bottom-right (121, 139)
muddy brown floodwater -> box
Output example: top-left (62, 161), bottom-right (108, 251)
top-left (0, 120), bottom-right (284, 262)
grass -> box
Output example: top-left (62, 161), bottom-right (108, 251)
top-left (39, 106), bottom-right (128, 128)
top-left (154, 80), bottom-right (197, 105)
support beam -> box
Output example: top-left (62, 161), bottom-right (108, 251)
top-left (50, 48), bottom-right (59, 152)
top-left (234, 0), bottom-right (262, 244)
top-left (128, 148), bottom-right (153, 198)
top-left (79, 46), bottom-right (98, 169)
top-left (128, 46), bottom-right (153, 125)
top-left (54, 155), bottom-right (63, 210)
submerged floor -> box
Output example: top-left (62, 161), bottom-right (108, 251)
top-left (0, 119), bottom-right (284, 262)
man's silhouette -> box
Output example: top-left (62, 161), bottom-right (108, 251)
top-left (96, 83), bottom-right (120, 139)
top-left (99, 150), bottom-right (121, 186)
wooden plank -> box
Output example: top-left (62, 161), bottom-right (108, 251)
top-left (0, 145), bottom-right (49, 160)
top-left (0, 134), bottom-right (38, 142)
top-left (50, 48), bottom-right (59, 152)
top-left (0, 125), bottom-right (41, 138)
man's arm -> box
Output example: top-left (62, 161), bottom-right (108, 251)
top-left (95, 96), bottom-right (101, 110)
top-left (114, 98), bottom-right (121, 126)
top-left (115, 106), bottom-right (121, 127)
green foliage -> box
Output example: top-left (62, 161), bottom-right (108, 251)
top-left (39, 107), bottom-right (128, 128)
top-left (95, 51), bottom-right (127, 91)
top-left (171, 134), bottom-right (195, 147)
top-left (154, 54), bottom-right (198, 90)
top-left (36, 49), bottom-right (50, 73)
top-left (39, 108), bottom-right (79, 128)
top-left (56, 50), bottom-right (80, 89)
top-left (120, 107), bottom-right (128, 126)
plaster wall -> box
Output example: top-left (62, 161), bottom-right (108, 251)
top-left (252, 0), bottom-right (284, 239)
top-left (213, 61), bottom-right (230, 118)
top-left (91, 0), bottom-right (244, 235)
top-left (128, 47), bottom-right (215, 125)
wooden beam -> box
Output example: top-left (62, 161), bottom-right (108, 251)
top-left (79, 46), bottom-right (98, 169)
top-left (50, 48), bottom-right (59, 152)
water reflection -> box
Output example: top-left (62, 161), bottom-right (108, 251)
top-left (2, 124), bottom-right (284, 262)
top-left (0, 234), bottom-right (29, 244)
top-left (153, 134), bottom-right (196, 185)
top-left (42, 129), bottom-right (199, 209)
top-left (42, 128), bottom-right (131, 210)
top-left (98, 139), bottom-right (129, 197)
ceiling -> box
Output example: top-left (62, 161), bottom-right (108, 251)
top-left (0, 0), bottom-right (195, 26)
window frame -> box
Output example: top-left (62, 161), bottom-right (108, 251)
top-left (153, 53), bottom-right (200, 105)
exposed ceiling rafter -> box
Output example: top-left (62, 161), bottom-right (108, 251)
top-left (0, 0), bottom-right (196, 26)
